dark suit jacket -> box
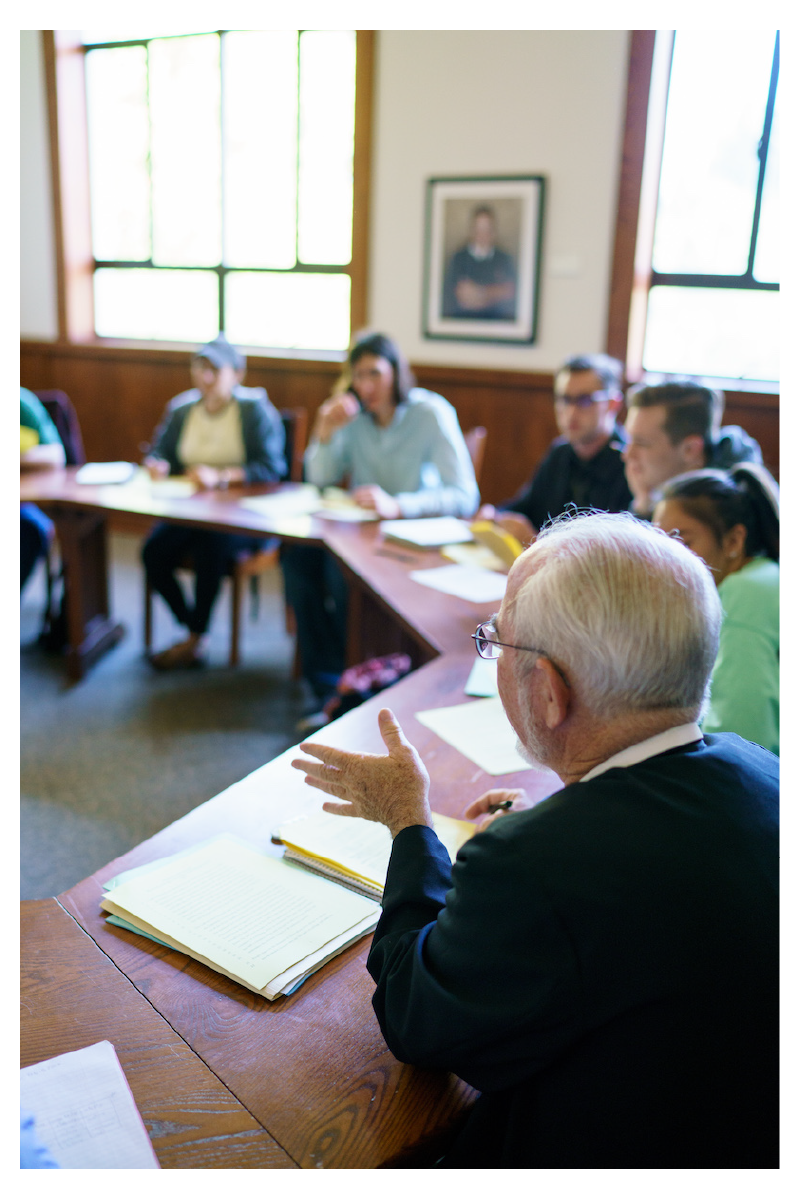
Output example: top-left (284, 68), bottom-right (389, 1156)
top-left (500, 430), bottom-right (632, 532)
top-left (367, 734), bottom-right (779, 1167)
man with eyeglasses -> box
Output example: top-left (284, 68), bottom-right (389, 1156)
top-left (292, 512), bottom-right (778, 1167)
top-left (476, 353), bottom-right (631, 546)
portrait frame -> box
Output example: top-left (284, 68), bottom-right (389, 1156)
top-left (422, 175), bottom-right (545, 345)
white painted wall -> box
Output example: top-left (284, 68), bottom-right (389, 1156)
top-left (368, 30), bottom-right (629, 369)
top-left (20, 30), bottom-right (58, 340)
top-left (19, 30), bottom-right (630, 366)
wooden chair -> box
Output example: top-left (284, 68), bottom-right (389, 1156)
top-left (33, 390), bottom-right (86, 641)
top-left (464, 426), bottom-right (487, 493)
top-left (35, 390), bottom-right (86, 467)
top-left (144, 406), bottom-right (309, 667)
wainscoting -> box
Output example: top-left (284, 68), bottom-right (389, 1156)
top-left (21, 340), bottom-right (779, 507)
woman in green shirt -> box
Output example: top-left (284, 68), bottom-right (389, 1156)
top-left (654, 463), bottom-right (779, 755)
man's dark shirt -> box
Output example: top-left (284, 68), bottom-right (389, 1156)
top-left (367, 733), bottom-right (779, 1167)
top-left (500, 429), bottom-right (632, 531)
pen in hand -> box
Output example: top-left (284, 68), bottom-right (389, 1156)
top-left (486, 799), bottom-right (514, 814)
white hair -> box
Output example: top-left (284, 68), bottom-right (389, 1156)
top-left (506, 511), bottom-right (722, 719)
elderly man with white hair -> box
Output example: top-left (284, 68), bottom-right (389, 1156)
top-left (292, 512), bottom-right (778, 1168)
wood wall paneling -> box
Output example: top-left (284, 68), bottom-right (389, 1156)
top-left (20, 342), bottom-right (778, 506)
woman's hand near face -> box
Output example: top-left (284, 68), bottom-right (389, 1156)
top-left (314, 391), bottom-right (361, 443)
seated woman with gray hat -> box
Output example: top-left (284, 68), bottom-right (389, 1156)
top-left (143, 334), bottom-right (286, 670)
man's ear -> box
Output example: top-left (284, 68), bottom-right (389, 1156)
top-left (536, 658), bottom-right (571, 730)
top-left (679, 434), bottom-right (705, 470)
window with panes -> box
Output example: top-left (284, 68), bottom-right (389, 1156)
top-left (642, 30), bottom-right (779, 382)
top-left (81, 28), bottom-right (357, 352)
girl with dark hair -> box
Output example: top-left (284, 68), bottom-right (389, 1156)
top-left (653, 463), bottom-right (779, 755)
top-left (282, 329), bottom-right (479, 724)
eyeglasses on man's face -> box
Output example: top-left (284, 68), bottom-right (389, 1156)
top-left (554, 390), bottom-right (612, 409)
top-left (472, 619), bottom-right (570, 687)
top-left (472, 619), bottom-right (547, 661)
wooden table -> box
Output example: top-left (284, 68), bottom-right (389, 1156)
top-left (20, 467), bottom-right (481, 679)
top-left (21, 898), bottom-right (296, 1168)
top-left (21, 467), bottom-right (320, 681)
top-left (21, 466), bottom-right (562, 1167)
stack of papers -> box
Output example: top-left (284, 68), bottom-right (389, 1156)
top-left (379, 516), bottom-right (474, 549)
top-left (276, 809), bottom-right (474, 900)
top-left (100, 836), bottom-right (380, 1000)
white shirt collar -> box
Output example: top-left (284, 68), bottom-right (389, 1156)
top-left (468, 244), bottom-right (495, 261)
top-left (580, 723), bottom-right (703, 783)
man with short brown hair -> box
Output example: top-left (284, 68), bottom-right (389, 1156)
top-left (623, 379), bottom-right (762, 517)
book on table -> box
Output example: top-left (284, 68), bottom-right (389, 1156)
top-left (100, 813), bottom-right (474, 1000)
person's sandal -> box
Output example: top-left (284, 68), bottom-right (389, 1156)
top-left (149, 642), bottom-right (207, 671)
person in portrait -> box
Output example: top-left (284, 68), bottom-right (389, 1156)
top-left (441, 205), bottom-right (517, 320)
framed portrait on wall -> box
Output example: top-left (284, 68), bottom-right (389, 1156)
top-left (423, 175), bottom-right (545, 344)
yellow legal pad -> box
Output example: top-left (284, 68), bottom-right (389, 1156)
top-left (276, 809), bottom-right (475, 901)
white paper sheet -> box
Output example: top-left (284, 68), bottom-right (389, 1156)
top-left (75, 461), bottom-right (136, 485)
top-left (239, 484), bottom-right (321, 518)
top-left (415, 696), bottom-right (533, 775)
top-left (240, 485), bottom-right (378, 522)
top-left (442, 541), bottom-right (507, 572)
top-left (409, 563), bottom-right (507, 603)
top-left (20, 1041), bottom-right (160, 1169)
top-left (464, 656), bottom-right (499, 697)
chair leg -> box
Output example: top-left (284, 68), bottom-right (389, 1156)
top-left (144, 581), bottom-right (153, 653)
top-left (230, 572), bottom-right (241, 668)
top-left (42, 541), bottom-right (57, 634)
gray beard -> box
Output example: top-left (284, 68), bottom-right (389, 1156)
top-left (515, 737), bottom-right (546, 768)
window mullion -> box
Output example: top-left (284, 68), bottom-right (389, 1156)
top-left (745, 31), bottom-right (780, 278)
top-left (295, 31), bottom-right (302, 267)
top-left (145, 43), bottom-right (154, 268)
top-left (218, 31), bottom-right (226, 332)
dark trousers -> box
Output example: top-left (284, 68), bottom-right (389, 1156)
top-left (21, 505), bottom-right (53, 592)
top-left (280, 543), bottom-right (349, 701)
top-left (143, 523), bottom-right (266, 636)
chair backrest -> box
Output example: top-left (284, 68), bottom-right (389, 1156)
top-left (464, 426), bottom-right (487, 490)
top-left (280, 407), bottom-right (310, 482)
top-left (34, 390), bottom-right (86, 466)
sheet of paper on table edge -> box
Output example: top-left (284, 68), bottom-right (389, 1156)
top-left (415, 695), bottom-right (532, 775)
top-left (20, 1040), bottom-right (160, 1169)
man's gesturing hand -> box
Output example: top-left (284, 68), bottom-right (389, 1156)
top-left (291, 708), bottom-right (433, 839)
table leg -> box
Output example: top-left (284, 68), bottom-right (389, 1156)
top-left (345, 575), bottom-right (429, 670)
top-left (50, 505), bottom-right (125, 681)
